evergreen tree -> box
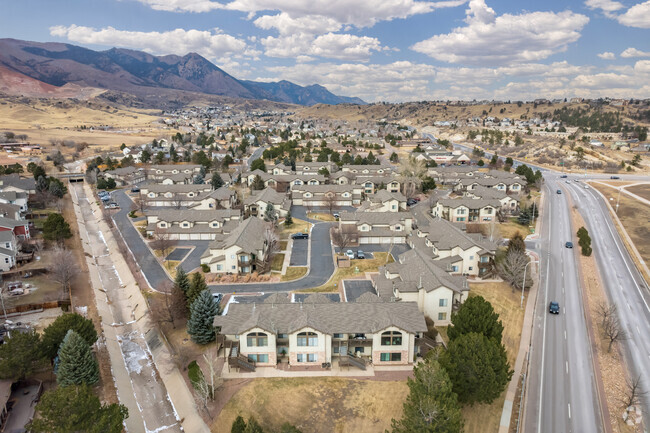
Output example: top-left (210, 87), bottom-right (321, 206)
top-left (56, 330), bottom-right (99, 387)
top-left (0, 330), bottom-right (46, 380)
top-left (391, 358), bottom-right (463, 433)
top-left (43, 213), bottom-right (72, 243)
top-left (28, 384), bottom-right (128, 433)
top-left (448, 296), bottom-right (504, 343)
top-left (141, 149), bottom-right (151, 163)
top-left (264, 203), bottom-right (277, 222)
top-left (251, 158), bottom-right (266, 172)
top-left (440, 333), bottom-right (512, 405)
top-left (193, 173), bottom-right (205, 184)
top-left (211, 172), bottom-right (224, 190)
top-left (187, 290), bottom-right (219, 345)
top-left (477, 159), bottom-right (485, 167)
top-left (231, 416), bottom-right (247, 433)
top-left (506, 232), bottom-right (526, 254)
top-left (41, 313), bottom-right (98, 359)
top-left (174, 266), bottom-right (191, 295)
top-left (186, 272), bottom-right (209, 308)
top-left (244, 418), bottom-right (264, 433)
top-left (284, 211), bottom-right (293, 226)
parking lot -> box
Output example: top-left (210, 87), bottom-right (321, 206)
top-left (342, 280), bottom-right (375, 302)
top-left (289, 238), bottom-right (309, 266)
top-left (165, 247), bottom-right (191, 262)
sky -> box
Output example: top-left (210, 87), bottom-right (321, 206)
top-left (3, 0), bottom-right (650, 102)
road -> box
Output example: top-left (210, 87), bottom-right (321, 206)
top-left (566, 178), bottom-right (650, 425)
top-left (524, 175), bottom-right (603, 433)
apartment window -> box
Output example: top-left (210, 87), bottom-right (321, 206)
top-left (333, 346), bottom-right (340, 354)
top-left (451, 266), bottom-right (459, 272)
top-left (4, 258), bottom-right (8, 264)
top-left (481, 256), bottom-right (489, 263)
top-left (231, 265), bottom-right (236, 270)
top-left (439, 298), bottom-right (448, 307)
top-left (297, 332), bottom-right (318, 347)
top-left (246, 332), bottom-right (268, 347)
top-left (438, 312), bottom-right (447, 321)
top-left (457, 208), bottom-right (466, 215)
top-left (486, 208), bottom-right (493, 214)
top-left (457, 217), bottom-right (466, 222)
top-left (159, 223), bottom-right (167, 228)
top-left (395, 225), bottom-right (401, 231)
top-left (392, 205), bottom-right (396, 210)
top-left (247, 354), bottom-right (269, 363)
top-left (381, 331), bottom-right (403, 346)
top-left (333, 333), bottom-right (344, 339)
top-left (354, 347), bottom-right (364, 354)
top-left (469, 255), bottom-right (474, 260)
top-left (296, 353), bottom-right (317, 363)
top-left (4, 243), bottom-right (9, 248)
top-left (216, 265), bottom-right (223, 271)
top-left (182, 223), bottom-right (189, 228)
top-left (380, 353), bottom-right (401, 362)
top-left (277, 333), bottom-right (288, 340)
top-left (469, 266), bottom-right (473, 271)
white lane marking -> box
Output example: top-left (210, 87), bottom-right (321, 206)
top-left (566, 361), bottom-right (569, 374)
top-left (562, 287), bottom-right (565, 294)
top-left (538, 189), bottom-right (552, 433)
top-left (628, 303), bottom-right (632, 311)
top-left (637, 325), bottom-right (641, 334)
top-left (565, 330), bottom-right (567, 340)
top-left (568, 403), bottom-right (571, 419)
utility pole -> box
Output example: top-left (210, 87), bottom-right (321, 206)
top-left (616, 187), bottom-right (621, 214)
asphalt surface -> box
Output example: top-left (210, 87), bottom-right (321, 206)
top-left (111, 190), bottom-right (171, 289)
top-left (289, 238), bottom-right (309, 266)
top-left (343, 280), bottom-right (375, 302)
top-left (524, 175), bottom-right (603, 433)
top-left (565, 178), bottom-right (650, 426)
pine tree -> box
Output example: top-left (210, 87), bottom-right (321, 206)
top-left (41, 313), bottom-right (98, 359)
top-left (440, 332), bottom-right (512, 405)
top-left (187, 290), bottom-right (219, 345)
top-left (244, 418), bottom-right (264, 433)
top-left (391, 358), bottom-right (463, 433)
top-left (231, 416), bottom-right (247, 433)
top-left (448, 296), bottom-right (504, 344)
top-left (264, 203), bottom-right (276, 222)
top-left (186, 272), bottom-right (208, 309)
top-left (56, 330), bottom-right (99, 387)
top-left (0, 330), bottom-right (46, 380)
top-left (211, 172), bottom-right (224, 190)
top-left (506, 232), bottom-right (526, 254)
top-left (284, 211), bottom-right (293, 226)
top-left (175, 266), bottom-right (191, 294)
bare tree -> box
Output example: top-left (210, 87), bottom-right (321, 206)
top-left (151, 228), bottom-right (176, 259)
top-left (399, 156), bottom-right (427, 199)
top-left (202, 347), bottom-right (223, 400)
top-left (48, 247), bottom-right (79, 297)
top-left (620, 375), bottom-right (647, 409)
top-left (151, 280), bottom-right (185, 328)
top-left (324, 192), bottom-right (338, 215)
top-left (602, 304), bottom-right (627, 352)
top-left (598, 302), bottom-right (617, 328)
top-left (171, 193), bottom-right (183, 209)
top-left (134, 194), bottom-right (148, 214)
top-left (497, 249), bottom-right (532, 292)
top-left (331, 226), bottom-right (357, 251)
top-left (193, 373), bottom-right (211, 414)
top-left (486, 219), bottom-right (502, 244)
top-left (260, 225), bottom-right (279, 273)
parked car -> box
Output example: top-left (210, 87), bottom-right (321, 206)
top-left (565, 241), bottom-right (573, 248)
top-left (332, 212), bottom-right (340, 219)
top-left (291, 232), bottom-right (309, 240)
top-left (131, 186), bottom-right (140, 192)
top-left (584, 185), bottom-right (589, 189)
top-left (345, 250), bottom-right (355, 259)
top-left (549, 301), bottom-right (560, 314)
top-left (610, 176), bottom-right (620, 180)
top-left (556, 189), bottom-right (562, 194)
top-left (560, 175), bottom-right (568, 178)
top-left (407, 198), bottom-right (418, 206)
top-left (356, 250), bottom-right (365, 259)
top-left (104, 202), bottom-right (119, 209)
top-left (212, 293), bottom-right (223, 304)
top-left (100, 195), bottom-right (111, 202)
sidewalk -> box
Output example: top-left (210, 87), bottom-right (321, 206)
top-left (73, 183), bottom-right (210, 433)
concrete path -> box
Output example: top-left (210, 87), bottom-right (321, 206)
top-left (72, 183), bottom-right (209, 433)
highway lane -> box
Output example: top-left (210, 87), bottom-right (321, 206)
top-left (524, 176), bottom-right (603, 433)
top-left (566, 180), bottom-right (650, 425)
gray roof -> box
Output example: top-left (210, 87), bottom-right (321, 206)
top-left (372, 189), bottom-right (406, 203)
top-left (214, 301), bottom-right (427, 335)
top-left (339, 211), bottom-right (411, 225)
top-left (418, 217), bottom-right (496, 252)
top-left (466, 185), bottom-right (510, 200)
top-left (148, 209), bottom-right (240, 223)
top-left (0, 216), bottom-right (25, 228)
top-left (0, 230), bottom-right (15, 242)
top-left (208, 216), bottom-right (268, 253)
top-left (244, 187), bottom-right (289, 206)
top-left (0, 191), bottom-right (27, 201)
top-left (142, 184), bottom-right (212, 193)
top-left (436, 198), bottom-right (502, 209)
top-left (0, 174), bottom-right (36, 192)
top-left (291, 184), bottom-right (362, 193)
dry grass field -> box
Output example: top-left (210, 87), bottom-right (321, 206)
top-left (625, 183), bottom-right (650, 201)
top-left (212, 377), bottom-right (409, 433)
top-left (303, 252), bottom-right (394, 293)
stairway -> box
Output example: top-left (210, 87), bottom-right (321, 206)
top-left (342, 353), bottom-right (367, 370)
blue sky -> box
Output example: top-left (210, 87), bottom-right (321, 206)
top-left (3, 0), bottom-right (650, 102)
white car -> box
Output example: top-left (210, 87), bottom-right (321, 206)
top-left (345, 250), bottom-right (355, 259)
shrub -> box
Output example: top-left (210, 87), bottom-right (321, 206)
top-left (201, 263), bottom-right (210, 273)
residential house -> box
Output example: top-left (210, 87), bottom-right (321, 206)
top-left (341, 164), bottom-right (394, 175)
top-left (374, 248), bottom-right (469, 324)
top-left (357, 190), bottom-right (407, 212)
top-left (464, 185), bottom-right (519, 214)
top-left (214, 300), bottom-right (427, 368)
top-left (0, 231), bottom-right (17, 272)
top-left (140, 184), bottom-right (213, 207)
top-left (338, 211), bottom-right (413, 244)
top-left (146, 209), bottom-right (241, 240)
top-left (294, 162), bottom-right (335, 175)
top-left (188, 187), bottom-right (237, 210)
top-left (146, 164), bottom-right (202, 183)
top-left (0, 175), bottom-right (36, 195)
top-left (243, 188), bottom-right (291, 219)
top-left (0, 191), bottom-right (28, 213)
top-left (103, 167), bottom-right (146, 186)
top-left (200, 217), bottom-right (271, 274)
top-left (432, 198), bottom-right (502, 223)
top-left (456, 176), bottom-right (523, 194)
top-left (0, 203), bottom-right (22, 220)
top-left (291, 184), bottom-right (363, 207)
top-left (0, 216), bottom-right (30, 239)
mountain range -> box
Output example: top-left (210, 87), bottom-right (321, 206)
top-left (0, 38), bottom-right (365, 106)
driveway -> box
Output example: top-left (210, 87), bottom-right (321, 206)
top-left (289, 238), bottom-right (309, 266)
top-left (111, 190), bottom-right (171, 289)
top-left (174, 240), bottom-right (210, 272)
top-left (334, 243), bottom-right (411, 259)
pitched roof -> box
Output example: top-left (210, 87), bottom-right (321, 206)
top-left (148, 209), bottom-right (240, 223)
top-left (0, 174), bottom-right (35, 192)
top-left (214, 301), bottom-right (427, 335)
top-left (208, 217), bottom-right (268, 253)
top-left (244, 187), bottom-right (288, 206)
top-left (436, 198), bottom-right (502, 209)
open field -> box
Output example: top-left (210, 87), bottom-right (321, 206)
top-left (500, 219), bottom-right (532, 239)
top-left (302, 252), bottom-right (393, 293)
top-left (625, 183), bottom-right (650, 201)
top-left (591, 183), bottom-right (650, 280)
top-left (212, 377), bottom-right (409, 433)
top-left (461, 281), bottom-right (525, 433)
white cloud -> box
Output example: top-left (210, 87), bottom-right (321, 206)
top-left (411, 0), bottom-right (589, 66)
top-left (621, 47), bottom-right (650, 58)
top-left (49, 25), bottom-right (248, 61)
top-left (584, 0), bottom-right (624, 16)
top-left (133, 0), bottom-right (223, 12)
top-left (597, 51), bottom-right (616, 59)
top-left (253, 13), bottom-right (341, 36)
top-left (617, 1), bottom-right (650, 28)
top-left (261, 32), bottom-right (384, 61)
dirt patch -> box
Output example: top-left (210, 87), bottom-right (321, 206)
top-left (625, 183), bottom-right (650, 202)
top-left (569, 206), bottom-right (633, 433)
top-left (211, 377), bottom-right (408, 433)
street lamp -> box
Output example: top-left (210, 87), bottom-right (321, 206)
top-left (521, 259), bottom-right (539, 308)
top-left (616, 187), bottom-right (621, 214)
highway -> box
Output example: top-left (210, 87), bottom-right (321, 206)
top-left (524, 175), bottom-right (603, 433)
top-left (565, 177), bottom-right (650, 427)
